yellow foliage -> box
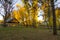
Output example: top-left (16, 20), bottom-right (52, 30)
top-left (19, 7), bottom-right (26, 12)
top-left (7, 0), bottom-right (41, 27)
top-left (16, 4), bottom-right (21, 7)
top-left (55, 8), bottom-right (60, 26)
top-left (55, 8), bottom-right (60, 15)
top-left (0, 20), bottom-right (4, 23)
top-left (12, 10), bottom-right (21, 22)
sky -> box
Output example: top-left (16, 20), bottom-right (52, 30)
top-left (55, 0), bottom-right (60, 8)
top-left (0, 0), bottom-right (60, 21)
top-left (12, 0), bottom-right (24, 10)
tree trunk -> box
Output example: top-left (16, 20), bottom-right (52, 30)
top-left (3, 2), bottom-right (8, 27)
top-left (51, 0), bottom-right (57, 35)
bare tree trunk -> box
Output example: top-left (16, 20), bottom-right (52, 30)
top-left (3, 2), bottom-right (8, 27)
top-left (51, 0), bottom-right (57, 35)
top-left (3, 0), bottom-right (12, 27)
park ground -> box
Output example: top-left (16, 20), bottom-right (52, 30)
top-left (0, 26), bottom-right (60, 40)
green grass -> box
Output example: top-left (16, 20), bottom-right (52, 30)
top-left (0, 26), bottom-right (60, 40)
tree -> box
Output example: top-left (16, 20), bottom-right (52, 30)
top-left (1, 0), bottom-right (12, 26)
top-left (51, 0), bottom-right (57, 35)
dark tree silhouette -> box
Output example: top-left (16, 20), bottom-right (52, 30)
top-left (3, 0), bottom-right (12, 26)
top-left (51, 0), bottom-right (57, 35)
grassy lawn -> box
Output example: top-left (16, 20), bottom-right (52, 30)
top-left (0, 26), bottom-right (60, 40)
